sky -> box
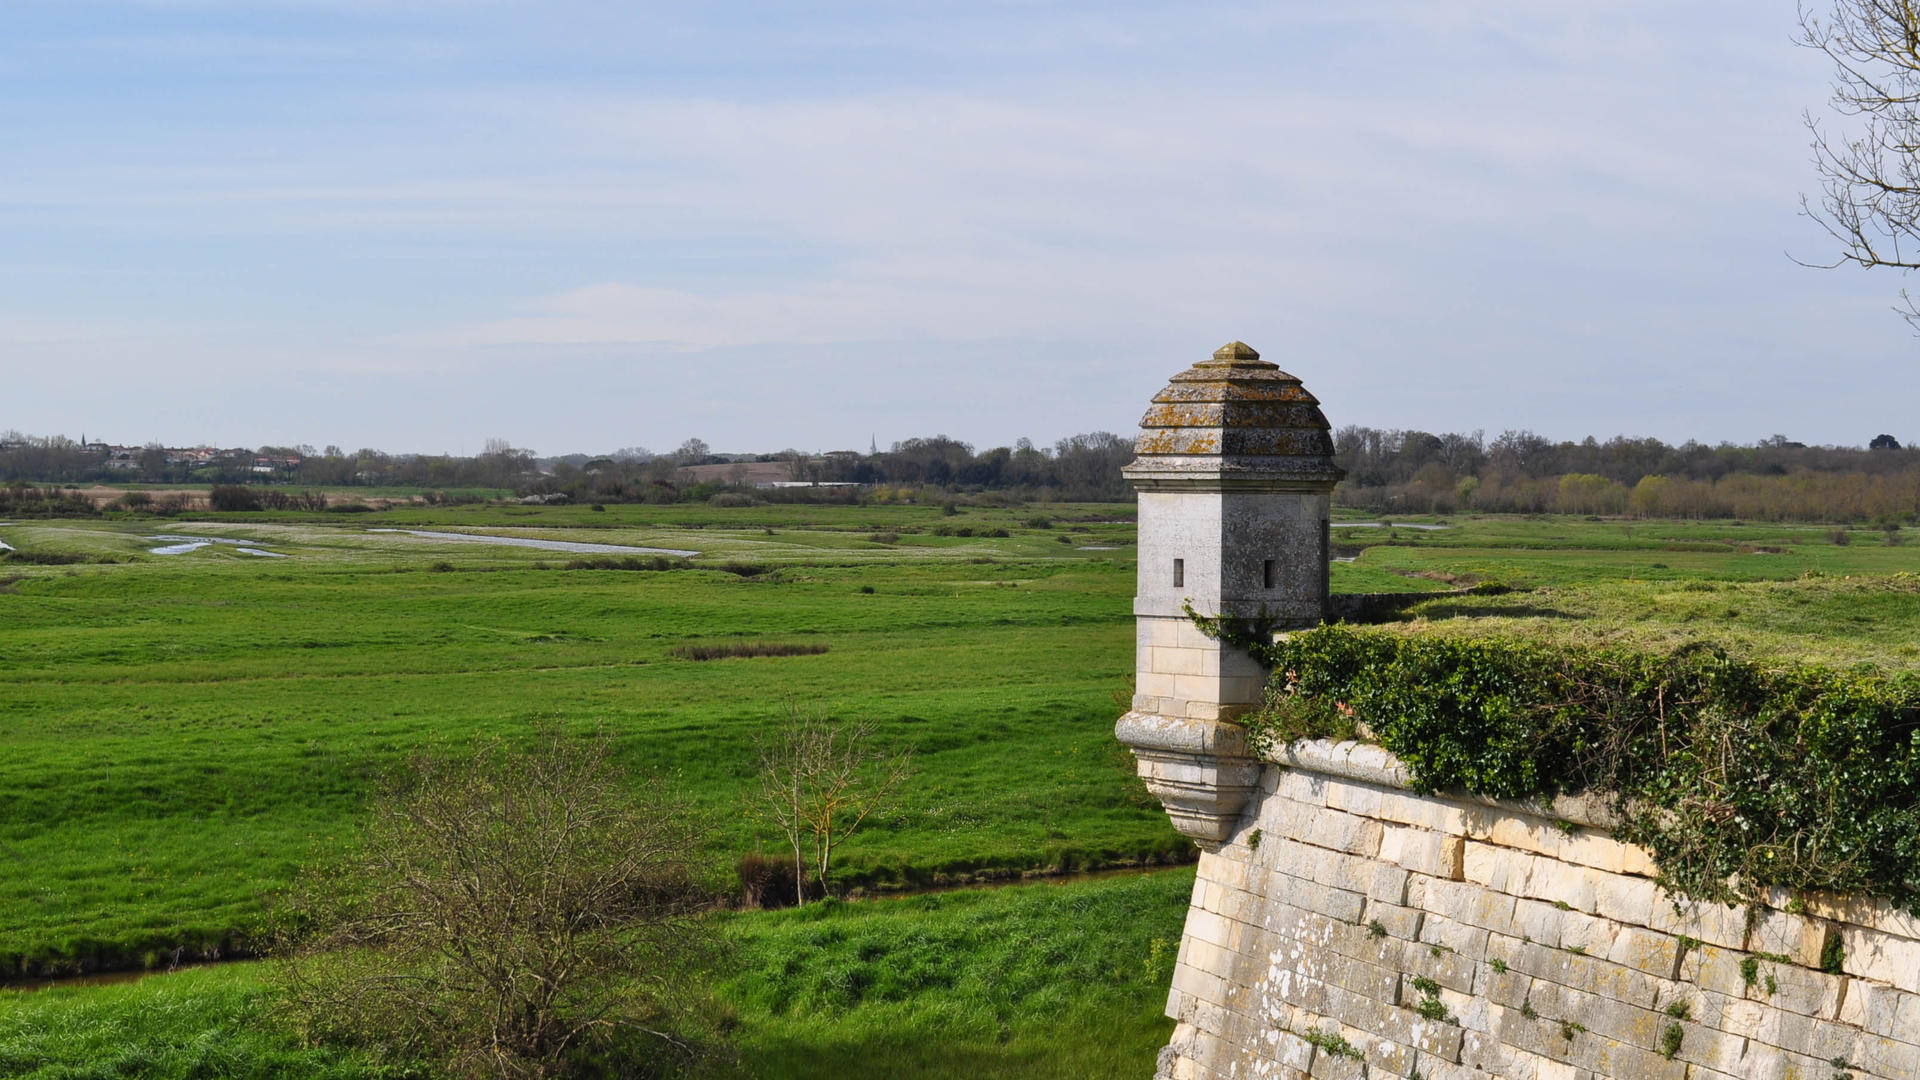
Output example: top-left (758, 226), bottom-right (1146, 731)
top-left (0, 1), bottom-right (1910, 456)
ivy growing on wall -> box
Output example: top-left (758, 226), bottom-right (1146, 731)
top-left (1227, 624), bottom-right (1920, 914)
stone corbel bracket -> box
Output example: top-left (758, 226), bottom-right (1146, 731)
top-left (1115, 711), bottom-right (1263, 850)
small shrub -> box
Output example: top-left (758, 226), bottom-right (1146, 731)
top-left (736, 850), bottom-right (806, 909)
top-left (209, 485), bottom-right (260, 512)
top-left (564, 555), bottom-right (684, 571)
top-left (273, 727), bottom-right (712, 1079)
top-left (590, 503), bottom-right (606, 512)
top-left (1366, 919), bottom-right (1385, 939)
top-left (1489, 957), bottom-right (1508, 974)
top-left (1026, 516), bottom-right (1052, 528)
top-left (859, 585), bottom-right (875, 594)
top-left (1300, 1028), bottom-right (1362, 1060)
top-left (669, 641), bottom-right (828, 661)
top-left (1740, 956), bottom-right (1759, 987)
top-left (1665, 1000), bottom-right (1691, 1020)
top-left (1827, 528), bottom-right (1851, 546)
top-left (1, 550), bottom-right (89, 565)
top-left (428, 561), bottom-right (456, 573)
top-left (1660, 1021), bottom-right (1684, 1060)
top-left (1821, 935), bottom-right (1847, 975)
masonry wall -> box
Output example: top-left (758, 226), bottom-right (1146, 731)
top-left (1160, 740), bottom-right (1920, 1080)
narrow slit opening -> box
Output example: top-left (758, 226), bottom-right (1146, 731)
top-left (1172, 558), bottom-right (1184, 588)
top-left (1263, 559), bottom-right (1276, 589)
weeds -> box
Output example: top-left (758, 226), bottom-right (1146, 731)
top-left (1300, 1028), bottom-right (1363, 1060)
top-left (1660, 1021), bottom-right (1684, 1060)
top-left (670, 641), bottom-right (830, 661)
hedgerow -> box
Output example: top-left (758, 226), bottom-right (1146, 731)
top-left (1234, 624), bottom-right (1920, 914)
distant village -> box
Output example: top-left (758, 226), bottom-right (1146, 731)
top-left (42, 440), bottom-right (309, 475)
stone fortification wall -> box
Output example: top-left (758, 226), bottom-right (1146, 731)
top-left (1160, 739), bottom-right (1920, 1080)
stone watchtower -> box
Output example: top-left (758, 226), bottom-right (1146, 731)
top-left (1114, 341), bottom-right (1343, 847)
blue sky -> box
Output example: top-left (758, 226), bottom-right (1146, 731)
top-left (0, 1), bottom-right (1907, 455)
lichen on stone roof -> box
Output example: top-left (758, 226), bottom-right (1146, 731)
top-left (1124, 342), bottom-right (1345, 483)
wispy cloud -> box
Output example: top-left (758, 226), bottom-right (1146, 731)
top-left (0, 1), bottom-right (1905, 452)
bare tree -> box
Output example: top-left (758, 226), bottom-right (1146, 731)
top-left (755, 704), bottom-right (913, 906)
top-left (274, 726), bottom-right (711, 1079)
top-left (1800, 1), bottom-right (1920, 325)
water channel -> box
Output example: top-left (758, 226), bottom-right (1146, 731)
top-left (366, 529), bottom-right (700, 558)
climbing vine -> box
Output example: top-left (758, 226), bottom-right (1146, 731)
top-left (1224, 623), bottom-right (1920, 914)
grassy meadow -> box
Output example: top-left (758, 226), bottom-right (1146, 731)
top-left (7, 501), bottom-right (1920, 1076)
top-left (0, 504), bottom-right (1166, 977)
top-left (1332, 515), bottom-right (1920, 668)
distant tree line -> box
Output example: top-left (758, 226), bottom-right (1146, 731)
top-left (1332, 427), bottom-right (1920, 522)
top-left (8, 425), bottom-right (1920, 521)
top-left (0, 433), bottom-right (545, 492)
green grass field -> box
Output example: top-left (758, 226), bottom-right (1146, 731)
top-left (6, 506), bottom-right (1920, 977)
top-left (7, 504), bottom-right (1920, 1077)
top-left (0, 504), bottom-right (1169, 978)
top-left (1331, 515), bottom-right (1920, 668)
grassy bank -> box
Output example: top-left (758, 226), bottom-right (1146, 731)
top-left (0, 869), bottom-right (1192, 1080)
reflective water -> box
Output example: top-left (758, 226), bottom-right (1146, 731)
top-left (145, 535), bottom-right (283, 556)
top-left (366, 528), bottom-right (700, 558)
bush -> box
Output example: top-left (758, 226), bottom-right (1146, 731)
top-left (274, 728), bottom-right (713, 1079)
top-left (736, 850), bottom-right (809, 909)
top-left (0, 550), bottom-right (93, 565)
top-left (209, 485), bottom-right (260, 512)
top-left (1251, 625), bottom-right (1920, 913)
top-left (1829, 528), bottom-right (1852, 545)
top-left (0, 484), bottom-right (98, 518)
top-left (564, 555), bottom-right (685, 571)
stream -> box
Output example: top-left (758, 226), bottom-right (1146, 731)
top-left (366, 529), bottom-right (699, 558)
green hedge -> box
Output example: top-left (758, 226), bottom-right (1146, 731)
top-left (1243, 625), bottom-right (1920, 914)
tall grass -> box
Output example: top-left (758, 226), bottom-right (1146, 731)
top-left (670, 641), bottom-right (829, 661)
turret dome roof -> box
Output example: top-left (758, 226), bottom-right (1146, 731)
top-left (1123, 342), bottom-right (1344, 488)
